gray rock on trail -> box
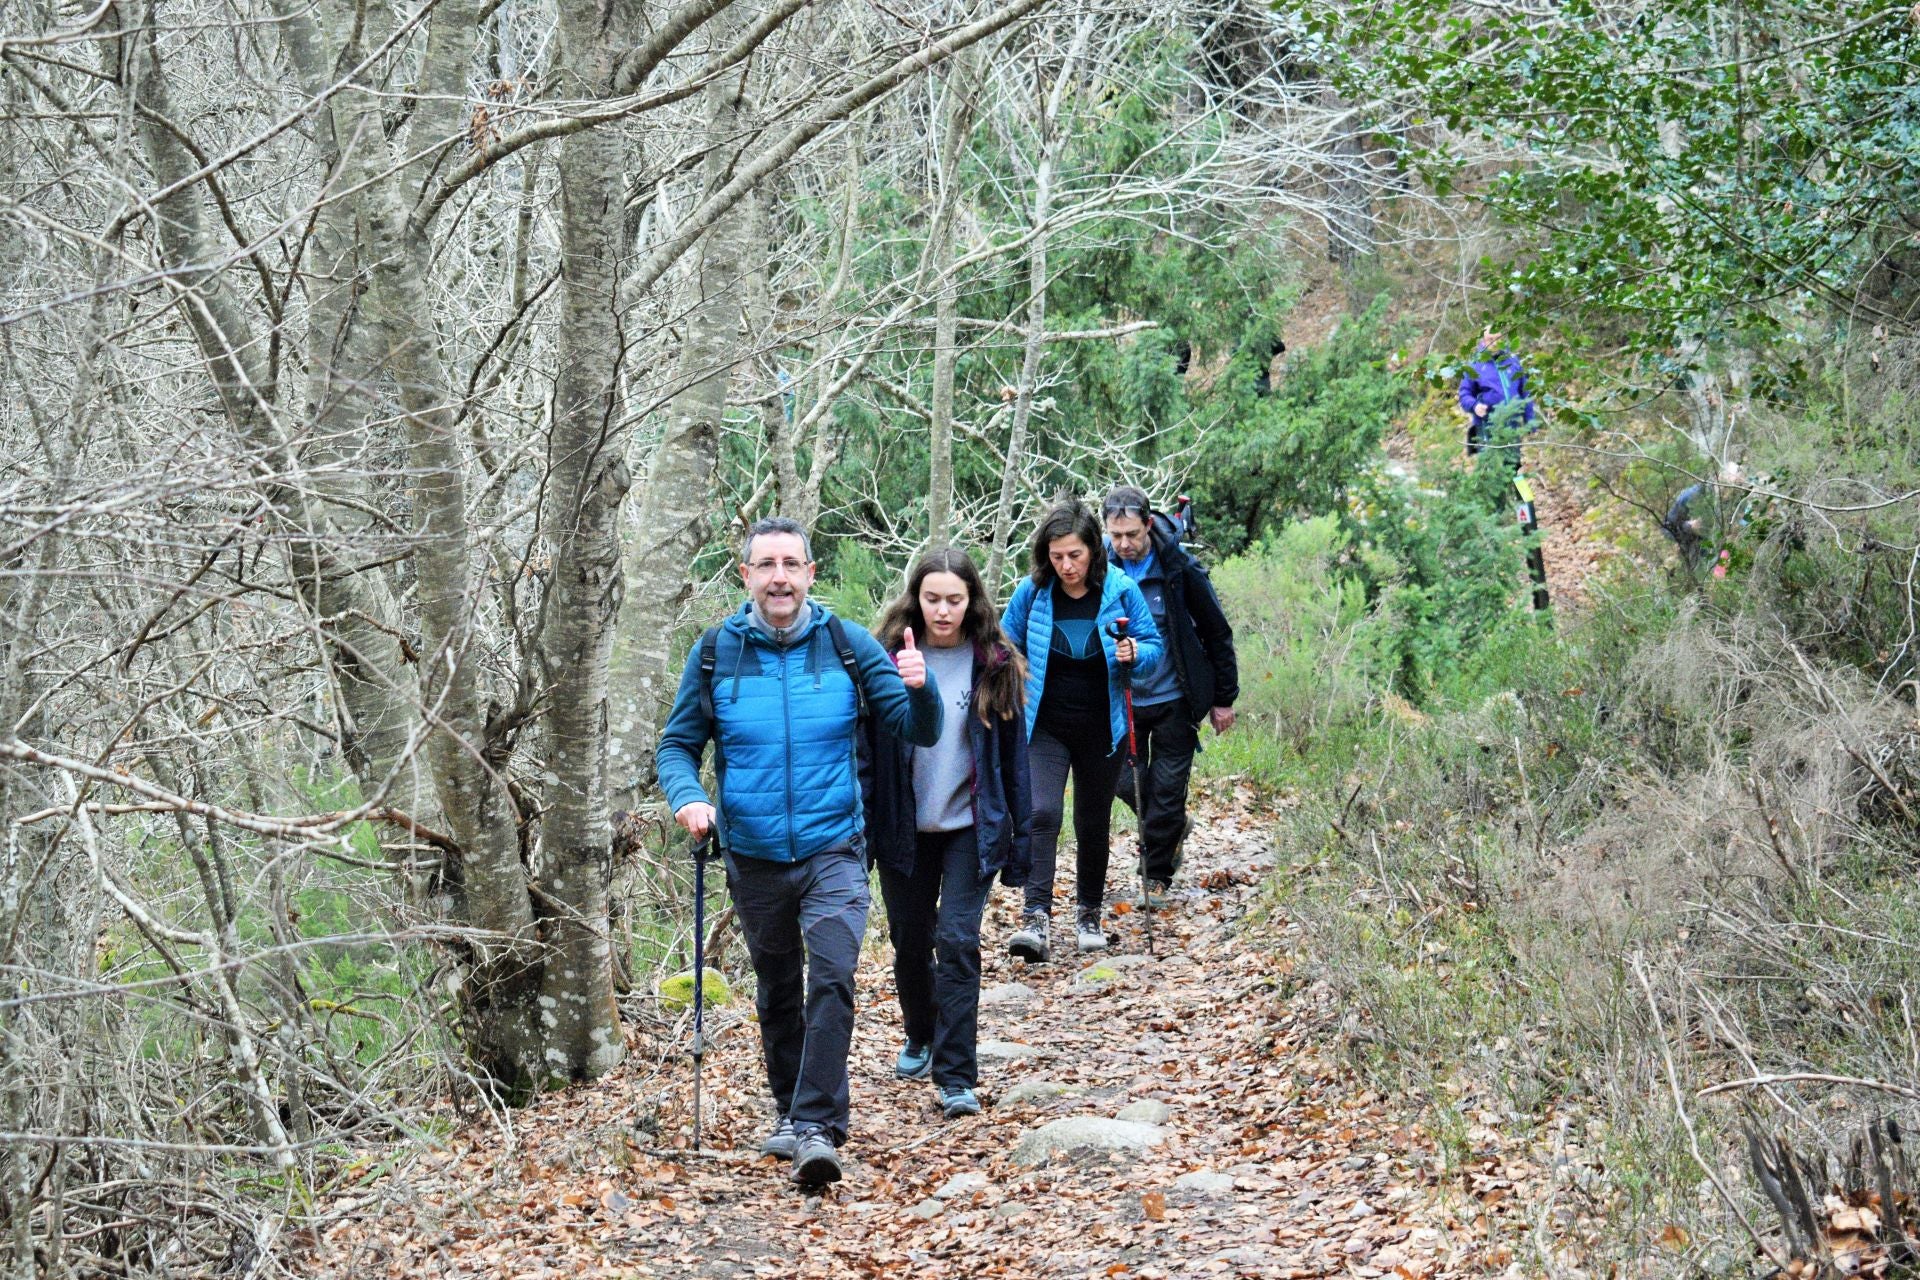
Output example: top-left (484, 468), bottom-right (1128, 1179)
top-left (1174, 1170), bottom-right (1236, 1194)
top-left (1104, 953), bottom-right (1154, 970)
top-left (1116, 1099), bottom-right (1172, 1124)
top-left (999, 1079), bottom-right (1076, 1107)
top-left (978, 1040), bottom-right (1042, 1063)
top-left (933, 1172), bottom-right (990, 1199)
top-left (980, 982), bottom-right (1036, 1007)
top-left (1011, 1117), bottom-right (1168, 1167)
top-left (907, 1198), bottom-right (946, 1221)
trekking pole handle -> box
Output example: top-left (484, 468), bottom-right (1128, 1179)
top-left (1105, 617), bottom-right (1134, 671)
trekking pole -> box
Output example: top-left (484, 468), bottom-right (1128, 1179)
top-left (1106, 618), bottom-right (1153, 957)
top-left (1513, 473), bottom-right (1550, 612)
top-left (690, 829), bottom-right (712, 1152)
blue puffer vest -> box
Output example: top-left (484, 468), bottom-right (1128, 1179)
top-left (1001, 570), bottom-right (1164, 752)
top-left (655, 601), bottom-right (943, 862)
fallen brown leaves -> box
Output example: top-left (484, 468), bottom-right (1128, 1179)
top-left (295, 783), bottom-right (1513, 1279)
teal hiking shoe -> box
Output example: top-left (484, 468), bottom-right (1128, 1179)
top-left (895, 1040), bottom-right (932, 1080)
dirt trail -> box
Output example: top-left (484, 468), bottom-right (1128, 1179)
top-left (305, 789), bottom-right (1490, 1279)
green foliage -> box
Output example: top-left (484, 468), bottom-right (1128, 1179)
top-left (1285, 0), bottom-right (1920, 384)
top-left (1216, 484), bottom-right (1920, 1267)
top-left (1193, 298), bottom-right (1412, 555)
top-left (799, 29), bottom-right (1300, 542)
top-left (1208, 518), bottom-right (1375, 754)
top-left (811, 538), bottom-right (893, 628)
top-left (1350, 442), bottom-right (1541, 699)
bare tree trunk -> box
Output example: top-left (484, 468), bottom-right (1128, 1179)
top-left (0, 999), bottom-right (29, 1280)
top-left (926, 51), bottom-right (983, 547)
top-left (1322, 89), bottom-right (1374, 271)
top-left (270, 0), bottom-right (442, 838)
top-left (136, 0), bottom-right (568, 1085)
top-left (784, 134), bottom-right (864, 531)
top-left (988, 18), bottom-right (1092, 585)
top-left (132, 0), bottom-right (434, 853)
top-left (611, 58), bottom-right (755, 810)
top-left (353, 0), bottom-right (546, 1083)
top-left (744, 190), bottom-right (797, 507)
top-left (531, 0), bottom-right (648, 1080)
top-left (145, 750), bottom-right (298, 1171)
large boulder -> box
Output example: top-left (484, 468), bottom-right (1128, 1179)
top-left (1011, 1117), bottom-right (1167, 1167)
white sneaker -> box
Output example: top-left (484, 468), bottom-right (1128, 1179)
top-left (1074, 910), bottom-right (1107, 953)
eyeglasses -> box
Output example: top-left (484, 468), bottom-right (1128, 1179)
top-left (1103, 504), bottom-right (1148, 520)
top-left (748, 558), bottom-right (808, 575)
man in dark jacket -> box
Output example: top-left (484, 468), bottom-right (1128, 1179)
top-left (656, 516), bottom-right (942, 1188)
top-left (1101, 487), bottom-right (1239, 905)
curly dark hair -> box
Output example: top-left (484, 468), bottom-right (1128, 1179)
top-left (873, 547), bottom-right (1026, 724)
top-left (1027, 498), bottom-right (1106, 594)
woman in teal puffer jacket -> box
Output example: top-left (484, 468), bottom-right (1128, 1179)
top-left (1000, 499), bottom-right (1162, 961)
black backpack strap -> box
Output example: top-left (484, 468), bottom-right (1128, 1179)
top-left (825, 615), bottom-right (868, 722)
top-left (697, 626), bottom-right (721, 723)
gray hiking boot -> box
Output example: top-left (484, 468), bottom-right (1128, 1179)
top-left (1145, 879), bottom-right (1173, 910)
top-left (760, 1114), bottom-right (797, 1159)
top-left (1074, 907), bottom-right (1107, 953)
top-left (790, 1125), bottom-right (842, 1188)
top-left (1008, 909), bottom-right (1050, 963)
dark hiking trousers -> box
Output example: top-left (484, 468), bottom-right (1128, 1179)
top-left (723, 845), bottom-right (869, 1145)
top-left (1025, 724), bottom-right (1124, 917)
top-left (877, 826), bottom-right (993, 1090)
top-left (1114, 700), bottom-right (1200, 884)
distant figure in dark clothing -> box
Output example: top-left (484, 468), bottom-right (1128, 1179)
top-left (1103, 487), bottom-right (1239, 906)
top-left (1662, 483), bottom-right (1711, 571)
top-left (1662, 465), bottom-right (1749, 577)
top-left (1252, 335), bottom-right (1287, 397)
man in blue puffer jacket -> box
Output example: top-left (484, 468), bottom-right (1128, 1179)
top-left (656, 517), bottom-right (942, 1189)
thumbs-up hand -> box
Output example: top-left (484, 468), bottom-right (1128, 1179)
top-left (896, 626), bottom-right (926, 689)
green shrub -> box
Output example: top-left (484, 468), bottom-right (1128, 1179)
top-left (1209, 517), bottom-right (1377, 756)
top-left (1347, 440), bottom-right (1541, 700)
top-left (1195, 297), bottom-right (1412, 555)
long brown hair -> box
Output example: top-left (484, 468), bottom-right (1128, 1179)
top-left (1027, 498), bottom-right (1107, 593)
top-left (874, 547), bottom-right (1027, 724)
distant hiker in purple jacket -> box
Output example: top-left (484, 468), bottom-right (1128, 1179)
top-left (1457, 330), bottom-right (1536, 458)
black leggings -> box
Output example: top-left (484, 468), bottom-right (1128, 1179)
top-left (1024, 723), bottom-right (1123, 916)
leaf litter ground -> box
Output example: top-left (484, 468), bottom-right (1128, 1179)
top-left (303, 787), bottom-right (1506, 1279)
